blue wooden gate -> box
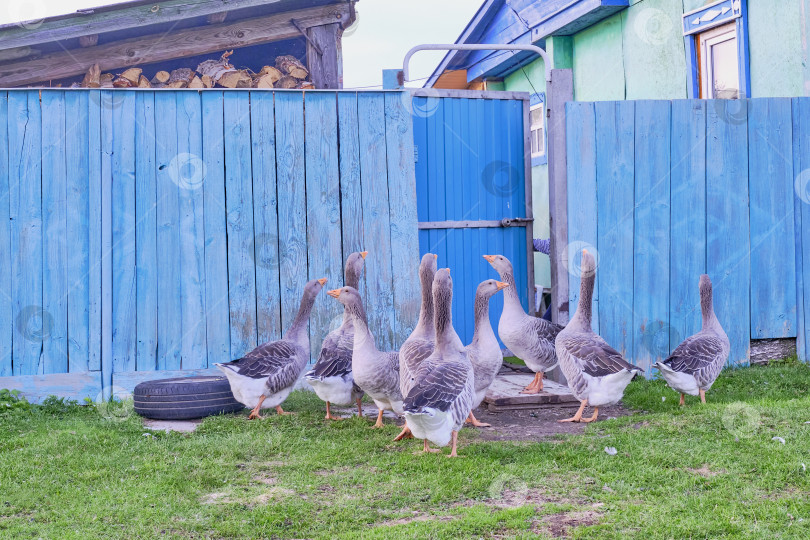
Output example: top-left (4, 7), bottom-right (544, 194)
top-left (566, 98), bottom-right (808, 372)
top-left (412, 91), bottom-right (534, 344)
top-left (0, 89), bottom-right (421, 401)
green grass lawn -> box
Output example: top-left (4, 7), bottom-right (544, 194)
top-left (1, 360), bottom-right (809, 539)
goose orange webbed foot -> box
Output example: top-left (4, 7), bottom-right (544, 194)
top-left (370, 409), bottom-right (385, 428)
top-left (558, 400), bottom-right (587, 423)
top-left (248, 411), bottom-right (263, 420)
top-left (415, 440), bottom-right (440, 454)
top-left (324, 402), bottom-right (343, 421)
top-left (446, 431), bottom-right (462, 458)
top-left (465, 412), bottom-right (491, 428)
top-left (393, 426), bottom-right (413, 441)
top-left (275, 406), bottom-right (294, 416)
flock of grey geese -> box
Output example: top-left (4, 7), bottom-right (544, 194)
top-left (216, 250), bottom-right (730, 456)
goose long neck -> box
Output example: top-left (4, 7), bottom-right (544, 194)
top-left (285, 291), bottom-right (316, 343)
top-left (471, 293), bottom-right (495, 346)
top-left (414, 271), bottom-right (435, 337)
top-left (572, 271), bottom-right (594, 329)
top-left (500, 269), bottom-right (522, 309)
top-left (346, 300), bottom-right (376, 353)
top-left (434, 291), bottom-right (456, 353)
top-left (342, 270), bottom-right (361, 327)
top-left (700, 287), bottom-right (715, 330)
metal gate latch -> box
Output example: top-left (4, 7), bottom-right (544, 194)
top-left (500, 217), bottom-right (534, 227)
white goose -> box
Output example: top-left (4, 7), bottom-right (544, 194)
top-left (327, 286), bottom-right (404, 429)
top-left (654, 275), bottom-right (729, 405)
top-left (393, 253), bottom-right (437, 441)
top-left (215, 278), bottom-right (326, 419)
top-left (306, 251), bottom-right (368, 420)
top-left (484, 254), bottom-right (563, 393)
top-left (465, 279), bottom-right (508, 427)
top-left (404, 269), bottom-right (475, 457)
top-left (556, 250), bottom-right (642, 422)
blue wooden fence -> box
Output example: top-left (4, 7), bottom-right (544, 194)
top-left (0, 89), bottom-right (421, 401)
top-left (566, 98), bottom-right (807, 372)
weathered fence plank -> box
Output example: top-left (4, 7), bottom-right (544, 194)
top-left (8, 91), bottom-right (43, 376)
top-left (274, 92), bottom-right (307, 339)
top-left (565, 102), bottom-right (598, 333)
top-left (385, 92), bottom-right (421, 345)
top-left (223, 92), bottom-right (258, 359)
top-left (707, 99), bottom-right (751, 365)
top-left (155, 92), bottom-right (182, 371)
top-left (177, 91), bottom-right (208, 369)
top-left (669, 100), bottom-right (707, 352)
top-left (250, 91), bottom-right (282, 346)
top-left (337, 93), bottom-right (366, 296)
top-left (632, 101), bottom-right (671, 372)
top-left (0, 93), bottom-right (10, 377)
top-left (87, 92), bottom-right (102, 373)
top-left (305, 92), bottom-right (344, 354)
top-left (595, 101), bottom-right (634, 357)
top-left (65, 92), bottom-right (91, 374)
top-left (41, 91), bottom-right (69, 375)
top-left (794, 98), bottom-right (810, 360)
top-left (134, 92), bottom-right (157, 372)
top-left (201, 92), bottom-right (230, 366)
top-left (748, 98), bottom-right (796, 338)
top-left (358, 93), bottom-right (394, 349)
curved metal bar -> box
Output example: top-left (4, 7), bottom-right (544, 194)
top-left (403, 43), bottom-right (553, 84)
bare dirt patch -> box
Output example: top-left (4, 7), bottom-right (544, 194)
top-left (467, 404), bottom-right (634, 443)
top-left (533, 509), bottom-right (602, 538)
top-left (373, 512), bottom-right (457, 528)
top-left (685, 464), bottom-right (726, 478)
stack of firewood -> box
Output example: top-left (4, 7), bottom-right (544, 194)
top-left (74, 51), bottom-right (314, 89)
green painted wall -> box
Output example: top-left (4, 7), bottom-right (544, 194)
top-left (749, 0), bottom-right (804, 97)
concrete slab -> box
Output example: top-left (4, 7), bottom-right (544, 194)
top-left (143, 418), bottom-right (202, 432)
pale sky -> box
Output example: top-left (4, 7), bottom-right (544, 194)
top-left (0, 0), bottom-right (481, 88)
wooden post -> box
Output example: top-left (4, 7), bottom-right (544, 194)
top-left (547, 69), bottom-right (573, 326)
top-left (306, 23), bottom-right (342, 89)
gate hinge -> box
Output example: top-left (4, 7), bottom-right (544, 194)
top-left (414, 145), bottom-right (418, 163)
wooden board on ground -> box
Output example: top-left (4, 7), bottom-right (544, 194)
top-left (484, 369), bottom-right (578, 411)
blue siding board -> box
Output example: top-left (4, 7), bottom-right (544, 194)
top-left (707, 99), bottom-right (751, 365)
top-left (8, 91), bottom-right (43, 376)
top-left (176, 91), bottom-right (208, 369)
top-left (250, 91), bottom-right (282, 346)
top-left (64, 92), bottom-right (91, 374)
top-left (154, 92), bottom-right (181, 371)
top-left (134, 92), bottom-right (157, 372)
top-left (273, 93), bottom-right (307, 338)
top-left (41, 92), bottom-right (69, 374)
top-left (669, 100), bottom-right (707, 351)
top-left (632, 101), bottom-right (671, 372)
top-left (566, 102), bottom-right (598, 332)
top-left (223, 92), bottom-right (258, 358)
top-left (595, 101), bottom-right (634, 356)
top-left (748, 98), bottom-right (795, 338)
top-left (305, 92), bottom-right (343, 355)
top-left (358, 93), bottom-right (394, 349)
top-left (111, 92), bottom-right (137, 375)
top-left (201, 92), bottom-right (231, 365)
top-left (0, 93), bottom-right (9, 376)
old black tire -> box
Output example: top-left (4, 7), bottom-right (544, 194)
top-left (133, 376), bottom-right (245, 420)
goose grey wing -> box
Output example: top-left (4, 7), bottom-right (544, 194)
top-left (663, 334), bottom-right (725, 375)
top-left (404, 356), bottom-right (470, 413)
top-left (308, 331), bottom-right (353, 380)
top-left (223, 341), bottom-right (300, 385)
top-left (558, 334), bottom-right (642, 377)
top-left (529, 317), bottom-right (564, 341)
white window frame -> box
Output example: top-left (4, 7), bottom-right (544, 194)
top-left (529, 101), bottom-right (546, 163)
top-left (699, 22), bottom-right (739, 99)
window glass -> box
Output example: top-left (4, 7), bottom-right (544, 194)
top-left (710, 37), bottom-right (739, 99)
top-left (530, 103), bottom-right (544, 158)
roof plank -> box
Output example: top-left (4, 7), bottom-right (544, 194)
top-left (0, 0), bottom-right (346, 51)
top-left (0, 3), bottom-right (351, 87)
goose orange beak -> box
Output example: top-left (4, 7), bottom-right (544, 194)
top-left (318, 278), bottom-right (327, 286)
top-left (327, 288), bottom-right (340, 298)
top-left (360, 251), bottom-right (368, 259)
top-left (496, 281), bottom-right (509, 291)
top-left (483, 255), bottom-right (496, 263)
top-left (582, 249), bottom-right (588, 255)
top-left (433, 253), bottom-right (438, 260)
